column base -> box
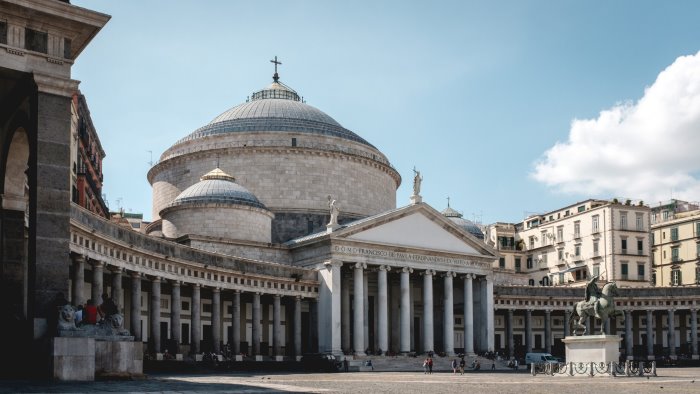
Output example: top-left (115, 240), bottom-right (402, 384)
top-left (234, 355), bottom-right (243, 361)
top-left (692, 355), bottom-right (699, 360)
top-left (296, 355), bottom-right (303, 362)
top-left (669, 355), bottom-right (677, 360)
top-left (626, 356), bottom-right (634, 360)
top-left (255, 355), bottom-right (264, 361)
top-left (647, 355), bottom-right (656, 360)
top-left (274, 356), bottom-right (284, 362)
top-left (354, 351), bottom-right (366, 357)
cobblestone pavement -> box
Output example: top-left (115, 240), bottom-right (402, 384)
top-left (1, 369), bottom-right (698, 393)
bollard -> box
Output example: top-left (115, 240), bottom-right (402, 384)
top-left (624, 360), bottom-right (630, 376)
top-left (638, 361), bottom-right (644, 377)
top-left (589, 362), bottom-right (594, 377)
top-left (609, 361), bottom-right (615, 377)
top-left (651, 361), bottom-right (657, 377)
top-left (569, 362), bottom-right (574, 377)
top-left (531, 362), bottom-right (536, 376)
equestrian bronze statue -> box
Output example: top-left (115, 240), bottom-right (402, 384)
top-left (568, 275), bottom-right (621, 335)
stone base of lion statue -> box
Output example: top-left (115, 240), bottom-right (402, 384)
top-left (52, 306), bottom-right (143, 381)
top-left (562, 335), bottom-right (621, 364)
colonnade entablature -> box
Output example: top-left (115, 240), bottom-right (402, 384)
top-left (70, 205), bottom-right (318, 299)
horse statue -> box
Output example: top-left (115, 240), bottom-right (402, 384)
top-left (569, 279), bottom-right (621, 335)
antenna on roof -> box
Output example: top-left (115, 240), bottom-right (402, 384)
top-left (447, 196), bottom-right (451, 208)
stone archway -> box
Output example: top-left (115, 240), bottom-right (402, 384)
top-left (1, 126), bottom-right (30, 317)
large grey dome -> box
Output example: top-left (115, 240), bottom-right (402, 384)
top-left (175, 80), bottom-right (373, 147)
top-left (167, 168), bottom-right (267, 210)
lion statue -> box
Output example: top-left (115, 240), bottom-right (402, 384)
top-left (57, 304), bottom-right (78, 331)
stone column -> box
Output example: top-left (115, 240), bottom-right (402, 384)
top-left (507, 309), bottom-right (514, 358)
top-left (353, 263), bottom-right (367, 355)
top-left (72, 255), bottom-right (85, 307)
top-left (150, 277), bottom-right (161, 353)
top-left (463, 274), bottom-right (474, 355)
top-left (130, 272), bottom-right (142, 341)
top-left (341, 270), bottom-right (351, 353)
top-left (525, 309), bottom-right (532, 353)
top-left (191, 284), bottom-right (201, 354)
top-left (544, 309), bottom-right (552, 354)
top-left (294, 296), bottom-right (302, 357)
top-left (273, 294), bottom-right (282, 357)
top-left (363, 271), bottom-right (369, 351)
top-left (691, 309), bottom-right (698, 360)
top-left (111, 268), bottom-right (123, 312)
top-left (485, 277), bottom-right (495, 351)
top-left (212, 288), bottom-right (221, 353)
top-left (252, 292), bottom-right (261, 356)
top-left (625, 309), bottom-right (633, 360)
top-left (668, 309), bottom-right (676, 359)
top-left (232, 290), bottom-right (241, 355)
top-left (400, 267), bottom-right (413, 353)
top-left (422, 269), bottom-right (435, 353)
top-left (318, 260), bottom-right (342, 355)
top-left (563, 309), bottom-right (569, 337)
top-left (377, 266), bottom-right (390, 354)
top-left (171, 281), bottom-right (181, 348)
top-left (646, 310), bottom-right (654, 359)
top-left (91, 260), bottom-right (104, 304)
top-left (443, 271), bottom-right (456, 356)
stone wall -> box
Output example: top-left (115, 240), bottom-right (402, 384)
top-left (149, 132), bottom-right (400, 221)
top-left (161, 204), bottom-right (272, 243)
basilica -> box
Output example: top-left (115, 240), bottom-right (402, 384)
top-left (0, 0), bottom-right (698, 379)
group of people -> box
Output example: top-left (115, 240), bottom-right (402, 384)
top-left (73, 293), bottom-right (118, 326)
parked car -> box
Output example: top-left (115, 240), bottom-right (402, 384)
top-left (301, 353), bottom-right (341, 372)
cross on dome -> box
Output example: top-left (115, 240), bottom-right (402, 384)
top-left (270, 56), bottom-right (282, 82)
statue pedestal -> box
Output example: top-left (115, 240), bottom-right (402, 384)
top-left (410, 195), bottom-right (422, 204)
top-left (562, 335), bottom-right (621, 363)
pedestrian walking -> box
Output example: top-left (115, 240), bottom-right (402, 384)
top-left (428, 357), bottom-right (433, 374)
top-left (423, 358), bottom-right (429, 374)
top-left (459, 358), bottom-right (465, 375)
top-left (451, 358), bottom-right (458, 374)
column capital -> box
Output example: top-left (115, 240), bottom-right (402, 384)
top-left (192, 283), bottom-right (201, 289)
top-left (171, 280), bottom-right (181, 287)
top-left (422, 269), bottom-right (435, 277)
top-left (378, 265), bottom-right (391, 272)
top-left (274, 294), bottom-right (282, 299)
top-left (354, 262), bottom-right (367, 270)
top-left (233, 289), bottom-right (241, 294)
top-left (324, 260), bottom-right (343, 270)
top-left (92, 260), bottom-right (104, 269)
top-left (544, 309), bottom-right (551, 315)
top-left (212, 287), bottom-right (221, 293)
top-left (442, 271), bottom-right (457, 278)
top-left (150, 276), bottom-right (161, 283)
top-left (295, 295), bottom-right (302, 300)
top-left (33, 73), bottom-right (80, 97)
top-left (463, 273), bottom-right (474, 280)
top-left (110, 267), bottom-right (124, 274)
top-left (73, 254), bottom-right (86, 263)
top-left (130, 271), bottom-right (142, 279)
top-left (401, 267), bottom-right (413, 274)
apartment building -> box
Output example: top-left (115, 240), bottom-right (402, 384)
top-left (486, 199), bottom-right (652, 288)
top-left (651, 200), bottom-right (700, 286)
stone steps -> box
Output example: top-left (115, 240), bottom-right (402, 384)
top-left (345, 355), bottom-right (516, 372)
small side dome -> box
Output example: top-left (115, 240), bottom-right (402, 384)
top-left (160, 168), bottom-right (273, 243)
top-left (170, 168), bottom-right (266, 210)
top-left (441, 203), bottom-right (484, 240)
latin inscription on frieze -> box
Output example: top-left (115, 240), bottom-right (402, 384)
top-left (333, 245), bottom-right (488, 269)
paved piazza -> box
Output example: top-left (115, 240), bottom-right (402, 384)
top-left (0, 369), bottom-right (698, 393)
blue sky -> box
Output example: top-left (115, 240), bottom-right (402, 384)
top-left (72, 0), bottom-right (700, 224)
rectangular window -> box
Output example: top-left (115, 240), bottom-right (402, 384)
top-left (558, 249), bottom-right (564, 261)
top-left (25, 28), bottom-right (48, 54)
top-left (663, 210), bottom-right (670, 221)
top-left (575, 244), bottom-right (581, 257)
top-left (636, 213), bottom-right (644, 231)
top-left (499, 257), bottom-right (505, 269)
top-left (696, 243), bottom-right (700, 257)
top-left (578, 205), bottom-right (585, 213)
top-left (592, 215), bottom-right (599, 233)
top-left (541, 231), bottom-right (547, 246)
top-left (671, 227), bottom-right (679, 241)
top-left (696, 266), bottom-right (700, 284)
top-left (621, 262), bottom-right (628, 279)
top-left (593, 241), bottom-right (599, 256)
top-left (527, 256), bottom-right (533, 269)
top-left (203, 303), bottom-right (212, 313)
top-left (160, 298), bottom-right (169, 309)
top-left (637, 239), bottom-right (643, 255)
top-left (0, 21), bottom-right (7, 45)
top-left (559, 273), bottom-right (564, 284)
top-left (557, 226), bottom-right (563, 242)
top-left (63, 37), bottom-right (71, 59)
top-left (574, 221), bottom-right (581, 238)
top-left (637, 263), bottom-right (645, 279)
top-left (672, 269), bottom-right (681, 286)
top-left (671, 247), bottom-right (679, 262)
top-left (621, 238), bottom-right (627, 254)
top-left (593, 265), bottom-right (600, 277)
top-left (620, 212), bottom-right (628, 230)
top-left (182, 301), bottom-right (190, 311)
top-left (529, 236), bottom-right (535, 250)
top-left (696, 222), bottom-right (700, 236)
top-left (651, 232), bottom-right (655, 245)
top-left (514, 258), bottom-right (521, 272)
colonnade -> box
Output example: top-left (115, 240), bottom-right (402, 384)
top-left (338, 262), bottom-right (493, 355)
top-left (70, 254), bottom-right (308, 357)
top-left (498, 307), bottom-right (699, 360)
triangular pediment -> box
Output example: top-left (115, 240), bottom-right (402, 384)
top-left (334, 204), bottom-right (496, 258)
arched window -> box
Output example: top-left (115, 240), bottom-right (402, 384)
top-left (542, 276), bottom-right (550, 286)
top-left (528, 279), bottom-right (535, 286)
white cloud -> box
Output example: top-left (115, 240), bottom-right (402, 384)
top-left (532, 51), bottom-right (700, 204)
